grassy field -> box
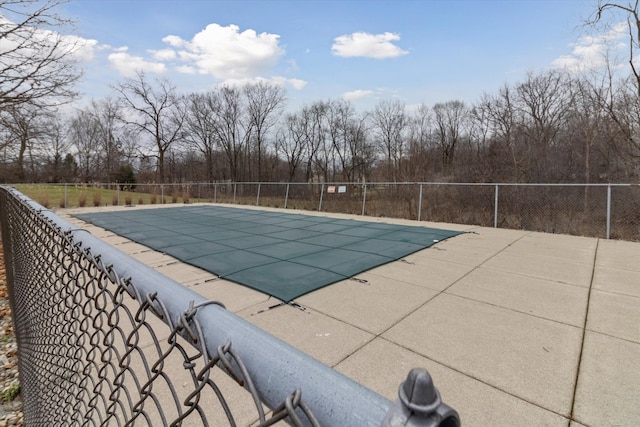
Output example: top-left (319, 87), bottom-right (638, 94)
top-left (13, 184), bottom-right (319, 211)
top-left (14, 184), bottom-right (202, 208)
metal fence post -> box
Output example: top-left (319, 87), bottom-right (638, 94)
top-left (214, 183), bottom-right (217, 203)
top-left (284, 183), bottom-right (290, 209)
top-left (64, 184), bottom-right (67, 208)
top-left (318, 183), bottom-right (325, 211)
top-left (362, 183), bottom-right (367, 216)
top-left (418, 184), bottom-right (423, 222)
top-left (161, 184), bottom-right (164, 204)
top-left (256, 183), bottom-right (261, 206)
top-left (117, 185), bottom-right (120, 206)
top-left (233, 183), bottom-right (237, 204)
top-left (494, 184), bottom-right (499, 228)
top-left (606, 184), bottom-right (611, 239)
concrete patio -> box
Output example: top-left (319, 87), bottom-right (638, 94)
top-left (63, 204), bottom-right (640, 426)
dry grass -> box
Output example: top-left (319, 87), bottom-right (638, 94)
top-left (93, 190), bottom-right (102, 207)
top-left (36, 192), bottom-right (50, 208)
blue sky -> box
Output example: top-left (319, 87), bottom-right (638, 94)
top-left (59, 0), bottom-right (606, 111)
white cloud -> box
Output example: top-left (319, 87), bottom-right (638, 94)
top-left (163, 23), bottom-right (284, 80)
top-left (287, 78), bottom-right (307, 90)
top-left (217, 75), bottom-right (306, 91)
top-left (286, 59), bottom-right (299, 72)
top-left (271, 76), bottom-right (307, 90)
top-left (332, 32), bottom-right (408, 59)
top-left (0, 15), bottom-right (99, 63)
top-left (108, 52), bottom-right (166, 77)
top-left (162, 35), bottom-right (184, 48)
top-left (342, 89), bottom-right (374, 101)
top-left (96, 44), bottom-right (125, 52)
top-left (62, 35), bottom-right (99, 61)
top-left (553, 22), bottom-right (627, 72)
top-left (150, 48), bottom-right (176, 61)
top-left (176, 65), bottom-right (197, 74)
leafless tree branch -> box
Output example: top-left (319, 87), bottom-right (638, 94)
top-left (0, 0), bottom-right (82, 108)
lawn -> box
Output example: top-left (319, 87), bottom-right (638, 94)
top-left (14, 184), bottom-right (199, 208)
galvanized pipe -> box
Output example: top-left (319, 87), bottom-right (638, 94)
top-left (494, 184), bottom-right (499, 228)
top-left (284, 183), bottom-right (290, 209)
top-left (606, 184), bottom-right (611, 239)
top-left (418, 184), bottom-right (423, 222)
top-left (318, 183), bottom-right (324, 212)
top-left (362, 183), bottom-right (367, 216)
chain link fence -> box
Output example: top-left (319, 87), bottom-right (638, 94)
top-left (0, 187), bottom-right (459, 426)
top-left (17, 182), bottom-right (639, 241)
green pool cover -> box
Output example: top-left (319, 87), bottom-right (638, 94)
top-left (74, 206), bottom-right (462, 302)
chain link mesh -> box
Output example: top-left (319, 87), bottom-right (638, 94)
top-left (609, 185), bottom-right (640, 241)
top-left (171, 182), bottom-right (637, 241)
top-left (22, 182), bottom-right (639, 241)
top-left (0, 187), bottom-right (322, 426)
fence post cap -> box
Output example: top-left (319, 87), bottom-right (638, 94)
top-left (381, 367), bottom-right (461, 427)
top-left (399, 368), bottom-right (441, 415)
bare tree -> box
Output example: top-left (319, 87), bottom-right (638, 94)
top-left (244, 81), bottom-right (286, 181)
top-left (114, 73), bottom-right (185, 183)
top-left (371, 99), bottom-right (407, 181)
top-left (278, 113), bottom-right (308, 182)
top-left (280, 101), bottom-right (330, 182)
top-left (305, 102), bottom-right (330, 182)
top-left (325, 99), bottom-right (372, 182)
top-left (0, 103), bottom-right (51, 180)
top-left (91, 97), bottom-right (126, 181)
top-left (67, 98), bottom-right (127, 182)
top-left (464, 101), bottom-right (496, 181)
top-left (183, 92), bottom-right (219, 182)
top-left (570, 78), bottom-right (609, 183)
top-left (206, 85), bottom-right (253, 181)
top-left (344, 112), bottom-right (374, 182)
top-left (432, 100), bottom-right (468, 175)
top-left (406, 104), bottom-right (435, 181)
top-left (603, 73), bottom-right (640, 159)
top-left (43, 116), bottom-right (71, 182)
top-left (588, 1), bottom-right (640, 160)
top-left (477, 86), bottom-right (519, 180)
top-left (326, 99), bottom-right (354, 181)
top-left (0, 0), bottom-right (82, 108)
top-left (515, 71), bottom-right (573, 180)
top-left (591, 1), bottom-right (640, 95)
top-left (68, 108), bottom-right (101, 181)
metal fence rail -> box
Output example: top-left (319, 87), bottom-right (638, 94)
top-left (18, 181), bottom-right (640, 241)
top-left (0, 187), bottom-right (459, 426)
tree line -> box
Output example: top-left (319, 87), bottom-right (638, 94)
top-left (1, 0), bottom-right (639, 185)
top-left (2, 68), bottom-right (639, 185)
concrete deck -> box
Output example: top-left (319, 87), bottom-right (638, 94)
top-left (62, 204), bottom-right (640, 426)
